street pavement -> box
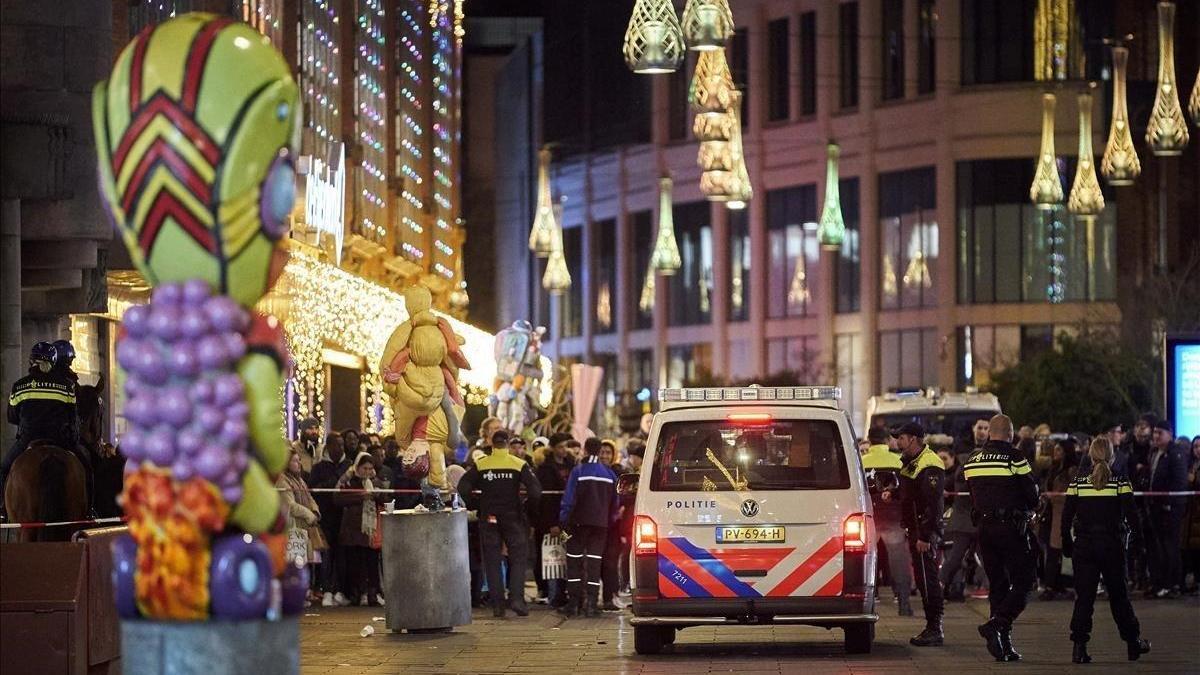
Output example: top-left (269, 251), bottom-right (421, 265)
top-left (299, 593), bottom-right (1199, 674)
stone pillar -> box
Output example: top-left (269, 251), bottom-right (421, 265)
top-left (1, 200), bottom-right (20, 452)
top-left (934, 0), bottom-right (961, 389)
top-left (710, 204), bottom-right (729, 379)
top-left (615, 150), bottom-right (632, 390)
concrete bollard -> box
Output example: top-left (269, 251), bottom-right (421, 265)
top-left (120, 618), bottom-right (299, 674)
top-left (381, 509), bottom-right (471, 632)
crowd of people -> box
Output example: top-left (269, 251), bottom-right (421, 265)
top-left (278, 415), bottom-right (645, 615)
top-left (862, 411), bottom-right (1200, 662)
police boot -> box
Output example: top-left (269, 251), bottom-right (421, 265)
top-left (978, 618), bottom-right (1007, 661)
top-left (1072, 641), bottom-right (1091, 664)
top-left (999, 628), bottom-right (1021, 662)
top-left (909, 619), bottom-right (944, 647)
top-left (583, 598), bottom-right (601, 618)
top-left (1126, 638), bottom-right (1150, 661)
top-left (556, 599), bottom-right (579, 618)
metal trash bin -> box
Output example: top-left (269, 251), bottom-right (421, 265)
top-left (380, 509), bottom-right (471, 632)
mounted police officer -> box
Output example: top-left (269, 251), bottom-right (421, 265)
top-left (456, 430), bottom-right (542, 618)
top-left (1, 342), bottom-right (80, 514)
top-left (861, 425), bottom-right (913, 616)
top-left (894, 422), bottom-right (946, 646)
top-left (963, 414), bottom-right (1039, 662)
top-left (1061, 436), bottom-right (1151, 664)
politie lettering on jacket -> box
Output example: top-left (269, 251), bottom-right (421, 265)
top-left (667, 499), bottom-right (718, 509)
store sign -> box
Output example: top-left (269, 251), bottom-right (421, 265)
top-left (1166, 335), bottom-right (1200, 438)
top-left (299, 142), bottom-right (346, 263)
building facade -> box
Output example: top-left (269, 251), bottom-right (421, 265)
top-left (492, 0), bottom-right (1199, 432)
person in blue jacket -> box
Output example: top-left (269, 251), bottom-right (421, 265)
top-left (557, 437), bottom-right (619, 618)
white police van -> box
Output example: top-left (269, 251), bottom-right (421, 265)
top-left (621, 386), bottom-right (877, 655)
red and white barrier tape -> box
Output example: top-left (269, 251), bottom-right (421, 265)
top-left (0, 516), bottom-right (126, 530)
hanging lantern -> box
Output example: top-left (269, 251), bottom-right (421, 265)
top-left (638, 258), bottom-right (656, 312)
top-left (724, 94), bottom-right (751, 210)
top-left (650, 176), bottom-right (682, 274)
top-left (1145, 1), bottom-right (1189, 156)
top-left (1068, 89), bottom-right (1104, 218)
top-left (542, 208), bottom-right (571, 294)
top-left (690, 48), bottom-right (736, 116)
top-left (528, 147), bottom-right (556, 256)
top-left (681, 0), bottom-right (734, 51)
top-left (623, 0), bottom-right (685, 74)
top-left (817, 142), bottom-right (846, 250)
top-left (1101, 46), bottom-right (1140, 186)
top-left (1030, 93), bottom-right (1064, 209)
top-left (1188, 67), bottom-right (1199, 127)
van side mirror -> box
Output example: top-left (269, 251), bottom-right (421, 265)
top-left (616, 472), bottom-right (639, 497)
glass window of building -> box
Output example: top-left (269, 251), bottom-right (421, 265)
top-left (630, 348), bottom-right (655, 392)
top-left (799, 11), bottom-right (817, 116)
top-left (631, 211), bottom-right (654, 330)
top-left (835, 333), bottom-right (865, 431)
top-left (593, 219), bottom-right (616, 334)
top-left (668, 53), bottom-right (691, 141)
top-left (728, 339), bottom-right (754, 379)
top-left (530, 257), bottom-right (550, 334)
top-left (839, 1), bottom-right (859, 109)
top-left (879, 167), bottom-right (937, 310)
top-left (961, 0), bottom-right (1035, 85)
top-left (767, 17), bottom-right (790, 122)
top-left (879, 328), bottom-right (938, 391)
top-left (956, 324), bottom-right (1021, 389)
top-left (766, 336), bottom-right (821, 378)
top-left (881, 0), bottom-right (904, 101)
top-left (836, 177), bottom-right (861, 314)
top-left (917, 0), bottom-right (936, 94)
top-left (730, 28), bottom-right (750, 126)
top-left (767, 185), bottom-right (820, 318)
top-left (561, 226), bottom-right (582, 337)
top-left (668, 202), bottom-right (714, 327)
top-left (593, 351), bottom-right (619, 414)
top-left (729, 208), bottom-right (751, 322)
top-left (668, 343), bottom-right (713, 388)
top-left (956, 159), bottom-right (1116, 305)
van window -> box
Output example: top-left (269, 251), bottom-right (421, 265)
top-left (649, 419), bottom-right (850, 491)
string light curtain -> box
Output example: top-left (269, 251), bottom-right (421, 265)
top-left (680, 0), bottom-right (734, 51)
top-left (650, 177), bottom-right (683, 274)
top-left (1030, 93), bottom-right (1064, 209)
top-left (1101, 46), bottom-right (1140, 185)
top-left (623, 0), bottom-right (685, 74)
top-left (1068, 89), bottom-right (1104, 218)
top-left (817, 143), bottom-right (846, 250)
top-left (396, 5), bottom-right (428, 264)
top-left (1145, 1), bottom-right (1189, 156)
top-left (529, 147), bottom-right (557, 256)
top-left (355, 0), bottom-right (388, 240)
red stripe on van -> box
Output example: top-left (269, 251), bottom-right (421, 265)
top-left (766, 536), bottom-right (842, 597)
top-left (658, 572), bottom-right (688, 598)
top-left (813, 570), bottom-right (843, 597)
top-left (658, 538), bottom-right (737, 598)
top-left (708, 546), bottom-right (794, 574)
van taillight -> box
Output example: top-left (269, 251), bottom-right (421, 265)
top-left (635, 516), bottom-right (658, 556)
top-left (843, 513), bottom-right (869, 553)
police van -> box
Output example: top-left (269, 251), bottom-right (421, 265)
top-left (621, 386), bottom-right (877, 655)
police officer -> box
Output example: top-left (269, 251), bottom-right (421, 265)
top-left (1061, 436), bottom-right (1151, 664)
top-left (557, 437), bottom-right (619, 618)
top-left (963, 414), bottom-right (1038, 662)
top-left (1, 342), bottom-right (79, 513)
top-left (456, 430), bottom-right (542, 617)
top-left (861, 426), bottom-right (913, 616)
top-left (894, 422), bottom-right (945, 646)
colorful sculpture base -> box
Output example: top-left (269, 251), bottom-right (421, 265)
top-left (121, 618), bottom-right (299, 675)
top-left (382, 509), bottom-right (471, 632)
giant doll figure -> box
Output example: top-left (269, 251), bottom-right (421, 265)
top-left (93, 14), bottom-right (306, 620)
top-left (380, 286), bottom-right (470, 507)
top-left (488, 320), bottom-right (545, 434)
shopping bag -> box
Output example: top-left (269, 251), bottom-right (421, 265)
top-left (541, 533), bottom-right (567, 580)
top-left (370, 511), bottom-right (384, 550)
top-left (285, 528), bottom-right (309, 565)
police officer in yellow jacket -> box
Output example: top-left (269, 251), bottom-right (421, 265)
top-left (1061, 436), bottom-right (1151, 664)
top-left (1, 342), bottom-right (79, 512)
top-left (862, 426), bottom-right (914, 616)
top-left (895, 422), bottom-right (946, 646)
top-left (963, 414), bottom-right (1038, 662)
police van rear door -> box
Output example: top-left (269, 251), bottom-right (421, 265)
top-left (644, 407), bottom-right (857, 599)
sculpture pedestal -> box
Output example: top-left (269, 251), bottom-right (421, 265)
top-left (381, 509), bottom-right (471, 632)
top-left (121, 618), bottom-right (299, 674)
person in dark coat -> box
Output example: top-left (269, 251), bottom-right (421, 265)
top-left (557, 437), bottom-right (619, 618)
top-left (308, 432), bottom-right (351, 606)
top-left (1146, 420), bottom-right (1189, 597)
top-left (334, 452), bottom-right (387, 606)
top-left (598, 439), bottom-right (625, 611)
top-left (534, 432), bottom-right (575, 606)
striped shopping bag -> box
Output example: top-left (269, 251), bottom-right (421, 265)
top-left (541, 533), bottom-right (567, 580)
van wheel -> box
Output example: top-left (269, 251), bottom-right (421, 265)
top-left (634, 625), bottom-right (665, 655)
top-left (844, 623), bottom-right (874, 654)
top-left (662, 627), bottom-right (677, 645)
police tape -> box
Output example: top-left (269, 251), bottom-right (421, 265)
top-left (300, 487), bottom-right (566, 495)
top-left (945, 490), bottom-right (1199, 497)
top-left (0, 516), bottom-right (126, 530)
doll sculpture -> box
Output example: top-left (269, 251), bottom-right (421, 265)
top-left (93, 14), bottom-right (305, 620)
top-left (380, 285), bottom-right (471, 509)
top-left (488, 320), bottom-right (545, 434)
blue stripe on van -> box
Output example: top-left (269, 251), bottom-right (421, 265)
top-left (668, 537), bottom-right (761, 598)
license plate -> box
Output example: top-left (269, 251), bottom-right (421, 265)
top-left (716, 525), bottom-right (786, 544)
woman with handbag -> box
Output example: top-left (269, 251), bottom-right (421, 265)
top-left (335, 452), bottom-right (387, 606)
top-left (277, 449), bottom-right (328, 606)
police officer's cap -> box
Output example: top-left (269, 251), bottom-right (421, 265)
top-left (890, 422), bottom-right (925, 438)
